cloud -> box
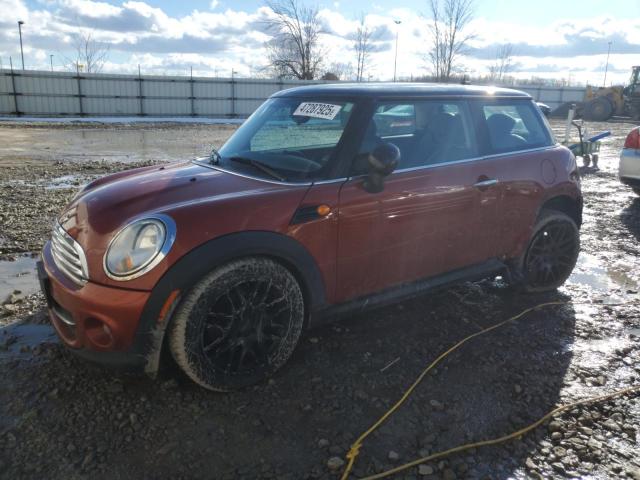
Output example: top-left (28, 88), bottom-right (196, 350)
top-left (471, 31), bottom-right (639, 60)
top-left (0, 0), bottom-right (30, 25)
top-left (113, 33), bottom-right (261, 55)
top-left (0, 0), bottom-right (638, 85)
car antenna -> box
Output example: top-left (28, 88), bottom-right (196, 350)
top-left (209, 147), bottom-right (221, 165)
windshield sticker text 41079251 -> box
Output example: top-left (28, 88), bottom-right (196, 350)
top-left (293, 102), bottom-right (342, 120)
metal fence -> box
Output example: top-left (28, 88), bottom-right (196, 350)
top-left (0, 68), bottom-right (586, 118)
top-left (0, 69), bottom-right (330, 117)
top-left (499, 84), bottom-right (586, 110)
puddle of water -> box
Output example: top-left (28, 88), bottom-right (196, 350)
top-left (45, 174), bottom-right (81, 190)
top-left (2, 174), bottom-right (82, 190)
top-left (0, 323), bottom-right (56, 360)
top-left (565, 252), bottom-right (639, 303)
top-left (0, 125), bottom-right (236, 166)
top-left (0, 255), bottom-right (39, 301)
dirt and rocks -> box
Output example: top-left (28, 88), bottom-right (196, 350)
top-left (0, 120), bottom-right (639, 480)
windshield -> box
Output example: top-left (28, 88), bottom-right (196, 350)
top-left (218, 97), bottom-right (354, 182)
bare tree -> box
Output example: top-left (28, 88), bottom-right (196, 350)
top-left (353, 14), bottom-right (374, 82)
top-left (64, 32), bottom-right (110, 73)
top-left (264, 0), bottom-right (324, 80)
top-left (488, 43), bottom-right (514, 82)
top-left (426, 0), bottom-right (475, 82)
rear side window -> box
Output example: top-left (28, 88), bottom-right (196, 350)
top-left (480, 101), bottom-right (552, 154)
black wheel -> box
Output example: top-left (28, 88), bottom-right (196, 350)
top-left (583, 97), bottom-right (613, 121)
top-left (582, 154), bottom-right (591, 167)
top-left (169, 257), bottom-right (305, 391)
top-left (591, 154), bottom-right (599, 168)
top-left (633, 188), bottom-right (640, 196)
top-left (517, 210), bottom-right (580, 293)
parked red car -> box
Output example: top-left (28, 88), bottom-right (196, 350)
top-left (38, 84), bottom-right (582, 390)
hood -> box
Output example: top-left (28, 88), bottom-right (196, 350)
top-left (59, 160), bottom-right (296, 243)
top-left (56, 160), bottom-right (311, 290)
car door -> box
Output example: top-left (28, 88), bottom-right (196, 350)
top-left (335, 99), bottom-right (501, 304)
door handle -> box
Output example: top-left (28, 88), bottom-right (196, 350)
top-left (473, 178), bottom-right (498, 189)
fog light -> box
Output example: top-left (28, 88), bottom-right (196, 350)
top-left (84, 318), bottom-right (114, 349)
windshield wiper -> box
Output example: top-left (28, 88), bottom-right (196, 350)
top-left (229, 156), bottom-right (287, 182)
top-left (209, 147), bottom-right (222, 165)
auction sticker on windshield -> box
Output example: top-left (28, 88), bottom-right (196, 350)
top-left (293, 102), bottom-right (342, 120)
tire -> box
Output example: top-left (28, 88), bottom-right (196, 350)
top-left (633, 188), bottom-right (640, 196)
top-left (169, 257), bottom-right (305, 391)
top-left (629, 101), bottom-right (640, 121)
top-left (583, 97), bottom-right (613, 121)
top-left (516, 210), bottom-right (580, 293)
top-left (582, 154), bottom-right (591, 168)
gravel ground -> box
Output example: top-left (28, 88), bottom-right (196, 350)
top-left (0, 120), bottom-right (639, 480)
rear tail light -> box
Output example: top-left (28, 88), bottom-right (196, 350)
top-left (624, 128), bottom-right (640, 149)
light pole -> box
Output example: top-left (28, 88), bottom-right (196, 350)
top-left (603, 41), bottom-right (612, 87)
top-left (50, 54), bottom-right (54, 72)
top-left (393, 20), bottom-right (401, 82)
top-left (18, 21), bottom-right (25, 70)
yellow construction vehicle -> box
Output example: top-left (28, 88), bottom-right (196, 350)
top-left (578, 66), bottom-right (640, 121)
top-left (582, 85), bottom-right (624, 120)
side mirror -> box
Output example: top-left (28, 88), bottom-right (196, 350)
top-left (362, 142), bottom-right (400, 193)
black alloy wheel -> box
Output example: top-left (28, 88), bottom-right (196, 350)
top-left (519, 210), bottom-right (580, 292)
top-left (201, 278), bottom-right (291, 376)
top-left (169, 257), bottom-right (305, 391)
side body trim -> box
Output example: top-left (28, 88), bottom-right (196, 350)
top-left (309, 258), bottom-right (506, 326)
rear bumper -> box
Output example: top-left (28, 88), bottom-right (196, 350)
top-left (38, 242), bottom-right (152, 373)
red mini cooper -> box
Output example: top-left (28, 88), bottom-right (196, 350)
top-left (38, 84), bottom-right (582, 390)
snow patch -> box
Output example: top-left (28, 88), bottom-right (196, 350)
top-left (0, 116), bottom-right (246, 125)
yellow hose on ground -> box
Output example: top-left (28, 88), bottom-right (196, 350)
top-left (340, 301), bottom-right (640, 480)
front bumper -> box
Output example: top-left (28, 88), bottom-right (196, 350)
top-left (39, 241), bottom-right (152, 373)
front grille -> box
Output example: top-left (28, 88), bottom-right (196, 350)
top-left (51, 223), bottom-right (88, 286)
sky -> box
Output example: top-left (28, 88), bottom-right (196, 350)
top-left (0, 0), bottom-right (639, 85)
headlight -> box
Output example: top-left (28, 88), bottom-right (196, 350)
top-left (104, 216), bottom-right (176, 280)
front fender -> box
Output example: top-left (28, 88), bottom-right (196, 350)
top-left (132, 230), bottom-right (327, 375)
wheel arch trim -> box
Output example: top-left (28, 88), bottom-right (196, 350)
top-left (132, 230), bottom-right (327, 375)
top-left (538, 193), bottom-right (583, 227)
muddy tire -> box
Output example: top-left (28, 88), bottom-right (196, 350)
top-left (169, 257), bottom-right (305, 391)
top-left (516, 210), bottom-right (580, 293)
top-left (633, 187), bottom-right (640, 196)
top-left (582, 154), bottom-right (591, 167)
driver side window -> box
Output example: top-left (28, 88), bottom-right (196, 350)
top-left (351, 100), bottom-right (477, 175)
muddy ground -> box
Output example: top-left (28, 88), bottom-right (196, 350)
top-left (0, 119), bottom-right (639, 480)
